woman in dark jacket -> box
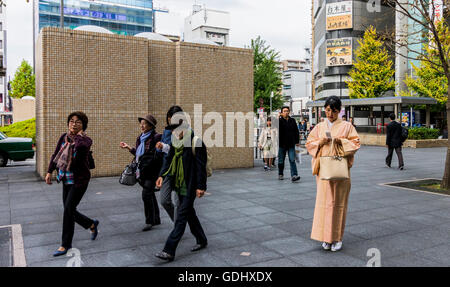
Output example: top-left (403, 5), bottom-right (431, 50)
top-left (120, 114), bottom-right (162, 231)
top-left (155, 106), bottom-right (183, 223)
top-left (45, 111), bottom-right (99, 257)
top-left (154, 119), bottom-right (208, 262)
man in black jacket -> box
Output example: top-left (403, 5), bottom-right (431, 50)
top-left (278, 106), bottom-right (301, 182)
top-left (386, 113), bottom-right (404, 170)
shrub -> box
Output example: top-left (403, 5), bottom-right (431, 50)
top-left (0, 118), bottom-right (36, 143)
top-left (407, 127), bottom-right (440, 140)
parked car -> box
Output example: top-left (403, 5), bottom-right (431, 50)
top-left (0, 131), bottom-right (35, 167)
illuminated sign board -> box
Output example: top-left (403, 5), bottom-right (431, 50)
top-left (64, 7), bottom-right (127, 21)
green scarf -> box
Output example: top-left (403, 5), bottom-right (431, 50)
top-left (163, 129), bottom-right (191, 195)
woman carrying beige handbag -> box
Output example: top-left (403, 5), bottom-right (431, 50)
top-left (306, 96), bottom-right (360, 252)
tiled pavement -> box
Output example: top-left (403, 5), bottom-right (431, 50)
top-left (0, 146), bottom-right (449, 267)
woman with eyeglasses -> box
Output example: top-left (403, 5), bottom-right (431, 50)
top-left (45, 111), bottom-right (99, 257)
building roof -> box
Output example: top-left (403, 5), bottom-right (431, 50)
top-left (186, 38), bottom-right (219, 46)
top-left (74, 25), bottom-right (113, 34)
top-left (306, 96), bottom-right (438, 107)
top-left (134, 32), bottom-right (172, 42)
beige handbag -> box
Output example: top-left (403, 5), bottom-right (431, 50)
top-left (319, 139), bottom-right (349, 180)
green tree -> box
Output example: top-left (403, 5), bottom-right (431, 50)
top-left (251, 36), bottom-right (284, 114)
top-left (10, 60), bottom-right (35, 99)
top-left (346, 26), bottom-right (395, 99)
top-left (403, 33), bottom-right (448, 112)
top-left (383, 1), bottom-right (450, 190)
top-left (403, 23), bottom-right (449, 110)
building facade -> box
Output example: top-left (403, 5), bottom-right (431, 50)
top-left (34, 0), bottom-right (154, 37)
top-left (184, 5), bottom-right (230, 46)
top-left (282, 69), bottom-right (312, 119)
top-left (312, 0), bottom-right (394, 101)
top-left (0, 3), bottom-right (7, 114)
top-left (281, 59), bottom-right (308, 71)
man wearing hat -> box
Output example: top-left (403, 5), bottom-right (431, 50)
top-left (120, 114), bottom-right (163, 231)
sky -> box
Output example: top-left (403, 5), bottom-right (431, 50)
top-left (5, 0), bottom-right (312, 80)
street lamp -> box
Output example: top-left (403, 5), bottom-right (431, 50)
top-left (270, 91), bottom-right (273, 116)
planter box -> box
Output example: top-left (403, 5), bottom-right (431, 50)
top-left (359, 133), bottom-right (448, 148)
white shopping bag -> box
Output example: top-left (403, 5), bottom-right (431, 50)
top-left (295, 145), bottom-right (302, 164)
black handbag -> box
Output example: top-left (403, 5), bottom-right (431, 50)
top-left (119, 159), bottom-right (137, 186)
top-left (88, 151), bottom-right (95, 169)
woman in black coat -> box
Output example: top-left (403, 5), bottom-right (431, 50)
top-left (154, 121), bottom-right (208, 262)
top-left (120, 114), bottom-right (162, 231)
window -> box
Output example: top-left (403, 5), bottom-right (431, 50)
top-left (283, 85), bottom-right (292, 90)
top-left (0, 22), bottom-right (2, 31)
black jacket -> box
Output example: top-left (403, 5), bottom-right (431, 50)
top-left (159, 132), bottom-right (207, 194)
top-left (279, 116), bottom-right (300, 148)
top-left (130, 131), bottom-right (163, 183)
top-left (48, 133), bottom-right (92, 188)
top-left (386, 121), bottom-right (403, 148)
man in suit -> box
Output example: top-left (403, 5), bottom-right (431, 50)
top-left (386, 113), bottom-right (404, 170)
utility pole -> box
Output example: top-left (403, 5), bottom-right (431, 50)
top-left (60, 0), bottom-right (64, 28)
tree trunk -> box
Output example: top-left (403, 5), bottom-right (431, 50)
top-left (441, 83), bottom-right (450, 190)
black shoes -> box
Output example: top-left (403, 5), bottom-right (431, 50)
top-left (142, 224), bottom-right (153, 232)
top-left (90, 219), bottom-right (99, 240)
top-left (399, 166), bottom-right (404, 170)
top-left (191, 243), bottom-right (207, 252)
top-left (53, 247), bottom-right (70, 257)
top-left (291, 175), bottom-right (301, 182)
top-left (155, 251), bottom-right (174, 262)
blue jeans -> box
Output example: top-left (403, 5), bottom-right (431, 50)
top-left (278, 147), bottom-right (298, 177)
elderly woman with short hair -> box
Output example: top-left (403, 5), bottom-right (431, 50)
top-left (45, 111), bottom-right (99, 257)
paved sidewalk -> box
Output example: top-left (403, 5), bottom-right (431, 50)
top-left (0, 146), bottom-right (449, 267)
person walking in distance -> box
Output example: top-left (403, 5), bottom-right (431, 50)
top-left (278, 106), bottom-right (301, 182)
top-left (386, 113), bottom-right (404, 170)
top-left (258, 117), bottom-right (278, 171)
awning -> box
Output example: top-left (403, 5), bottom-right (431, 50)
top-left (306, 96), bottom-right (438, 108)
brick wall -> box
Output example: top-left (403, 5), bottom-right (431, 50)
top-left (36, 28), bottom-right (254, 178)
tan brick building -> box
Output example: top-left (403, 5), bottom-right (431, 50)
top-left (35, 28), bottom-right (254, 179)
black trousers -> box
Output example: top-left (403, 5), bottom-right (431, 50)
top-left (386, 146), bottom-right (404, 167)
top-left (62, 184), bottom-right (94, 249)
top-left (141, 180), bottom-right (161, 226)
top-left (163, 190), bottom-right (207, 256)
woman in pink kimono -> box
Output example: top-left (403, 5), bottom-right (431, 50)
top-left (306, 96), bottom-right (360, 252)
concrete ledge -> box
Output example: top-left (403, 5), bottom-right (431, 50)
top-left (403, 139), bottom-right (448, 148)
top-left (360, 133), bottom-right (448, 148)
top-left (0, 224), bottom-right (26, 267)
